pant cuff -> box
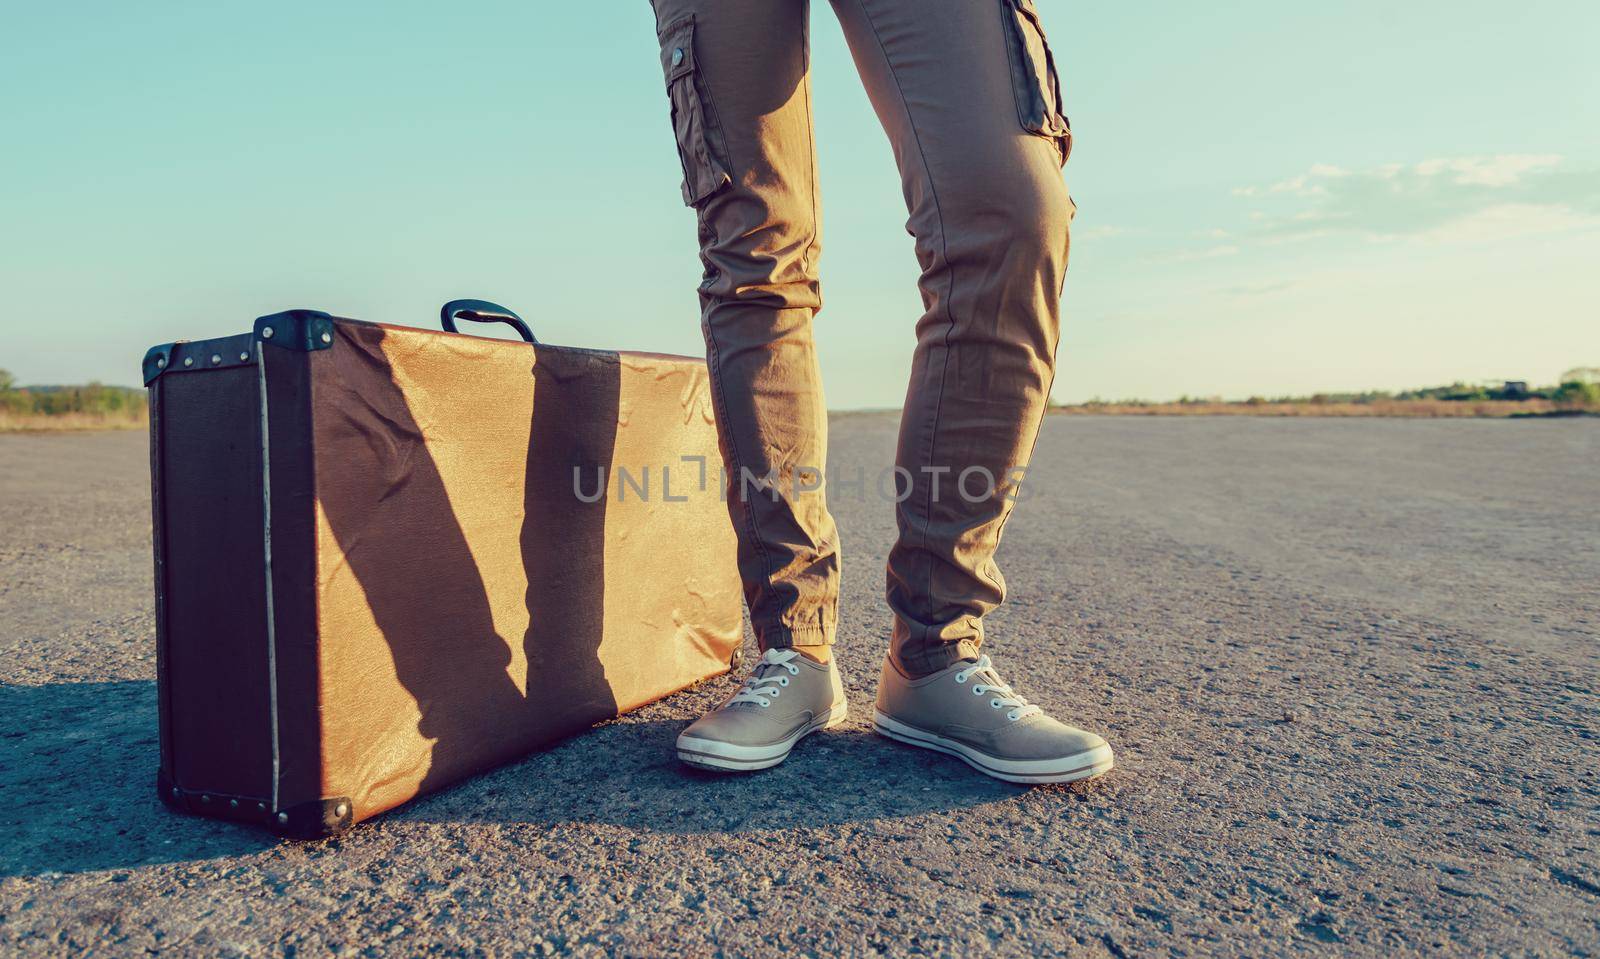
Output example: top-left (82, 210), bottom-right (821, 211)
top-left (895, 638), bottom-right (981, 678)
top-left (758, 624), bottom-right (834, 649)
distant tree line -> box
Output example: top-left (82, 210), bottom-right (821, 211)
top-left (1229, 381), bottom-right (1600, 406)
top-left (1385, 379), bottom-right (1600, 407)
top-left (1064, 371), bottom-right (1600, 410)
top-left (0, 369), bottom-right (148, 418)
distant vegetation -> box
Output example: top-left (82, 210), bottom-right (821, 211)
top-left (1056, 371), bottom-right (1600, 417)
top-left (4, 366), bottom-right (1597, 431)
top-left (0, 369), bottom-right (148, 432)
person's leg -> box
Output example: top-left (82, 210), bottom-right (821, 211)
top-left (832, 0), bottom-right (1110, 784)
top-left (647, 0), bottom-right (840, 657)
top-left (830, 0), bottom-right (1074, 677)
top-left (649, 0), bottom-right (848, 771)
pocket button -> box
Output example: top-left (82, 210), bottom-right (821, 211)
top-left (672, 48), bottom-right (685, 66)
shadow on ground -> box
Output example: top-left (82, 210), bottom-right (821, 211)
top-left (1, 680), bottom-right (1095, 878)
top-left (395, 710), bottom-right (1113, 835)
top-left (0, 681), bottom-right (273, 878)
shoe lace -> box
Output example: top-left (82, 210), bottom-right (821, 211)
top-left (954, 655), bottom-right (1042, 722)
top-left (728, 649), bottom-right (802, 709)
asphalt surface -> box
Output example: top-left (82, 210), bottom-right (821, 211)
top-left (2, 416), bottom-right (1598, 956)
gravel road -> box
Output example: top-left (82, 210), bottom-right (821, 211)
top-left (2, 416), bottom-right (1597, 956)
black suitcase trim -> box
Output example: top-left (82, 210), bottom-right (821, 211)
top-left (142, 332), bottom-right (259, 385)
top-left (141, 308), bottom-right (335, 386)
top-left (255, 309), bottom-right (335, 353)
top-left (157, 770), bottom-right (354, 839)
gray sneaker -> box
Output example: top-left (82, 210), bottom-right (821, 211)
top-left (676, 649), bottom-right (848, 772)
top-left (873, 654), bottom-right (1113, 784)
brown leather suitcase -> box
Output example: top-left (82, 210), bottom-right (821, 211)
top-left (143, 301), bottom-right (744, 837)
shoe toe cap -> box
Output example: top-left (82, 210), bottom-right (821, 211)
top-left (1002, 716), bottom-right (1109, 761)
top-left (678, 707), bottom-right (774, 749)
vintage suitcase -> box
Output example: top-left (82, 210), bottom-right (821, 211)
top-left (143, 301), bottom-right (744, 837)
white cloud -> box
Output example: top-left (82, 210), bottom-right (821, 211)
top-left (1408, 202), bottom-right (1598, 244)
top-left (1234, 169), bottom-right (1345, 198)
top-left (1233, 154), bottom-right (1599, 244)
top-left (1413, 154), bottom-right (1561, 187)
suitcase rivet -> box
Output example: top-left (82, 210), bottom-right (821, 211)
top-left (258, 802), bottom-right (267, 812)
top-left (171, 786), bottom-right (180, 798)
top-left (183, 357), bottom-right (194, 367)
top-left (229, 798), bottom-right (238, 808)
top-left (211, 354), bottom-right (222, 365)
top-left (262, 326), bottom-right (275, 339)
top-left (156, 357), bottom-right (167, 369)
top-left (320, 331), bottom-right (332, 344)
top-left (200, 794), bottom-right (210, 803)
top-left (335, 802), bottom-right (348, 818)
top-left (276, 812), bottom-right (289, 824)
top-left (240, 351), bottom-right (250, 361)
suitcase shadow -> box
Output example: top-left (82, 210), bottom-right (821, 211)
top-left (0, 680), bottom-right (275, 878)
top-left (396, 708), bottom-right (1077, 834)
top-left (0, 679), bottom-right (1101, 879)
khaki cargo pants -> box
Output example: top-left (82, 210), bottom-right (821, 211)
top-left (649, 0), bottom-right (1074, 676)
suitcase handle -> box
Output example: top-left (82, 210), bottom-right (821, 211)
top-left (440, 299), bottom-right (538, 344)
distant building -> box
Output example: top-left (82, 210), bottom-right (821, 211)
top-left (1502, 381), bottom-right (1529, 398)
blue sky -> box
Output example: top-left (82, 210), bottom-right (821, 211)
top-left (2, 1), bottom-right (1596, 406)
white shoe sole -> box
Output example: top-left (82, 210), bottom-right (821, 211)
top-left (872, 710), bottom-right (1114, 785)
top-left (677, 701), bottom-right (850, 772)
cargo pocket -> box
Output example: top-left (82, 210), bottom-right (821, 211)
top-left (1000, 0), bottom-right (1073, 166)
top-left (657, 15), bottom-right (733, 207)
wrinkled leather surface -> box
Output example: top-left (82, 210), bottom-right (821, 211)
top-left (309, 319), bottom-right (742, 821)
